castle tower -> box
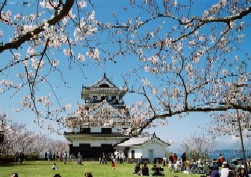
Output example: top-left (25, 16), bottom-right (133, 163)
top-left (64, 74), bottom-right (131, 159)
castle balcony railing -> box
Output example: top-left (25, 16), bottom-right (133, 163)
top-left (82, 87), bottom-right (127, 91)
top-left (64, 131), bottom-right (131, 137)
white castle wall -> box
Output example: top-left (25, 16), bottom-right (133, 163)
top-left (127, 141), bottom-right (166, 162)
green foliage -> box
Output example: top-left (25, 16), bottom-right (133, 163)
top-left (0, 161), bottom-right (200, 177)
top-left (23, 155), bottom-right (40, 161)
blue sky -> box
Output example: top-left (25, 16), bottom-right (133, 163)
top-left (1, 0), bottom-right (250, 152)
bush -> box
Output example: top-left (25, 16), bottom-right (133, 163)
top-left (0, 155), bottom-right (14, 164)
top-left (24, 155), bottom-right (40, 161)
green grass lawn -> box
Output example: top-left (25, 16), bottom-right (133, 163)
top-left (0, 161), bottom-right (201, 177)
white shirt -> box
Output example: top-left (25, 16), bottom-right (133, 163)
top-left (220, 167), bottom-right (229, 177)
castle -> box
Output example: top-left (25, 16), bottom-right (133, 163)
top-left (64, 74), bottom-right (132, 159)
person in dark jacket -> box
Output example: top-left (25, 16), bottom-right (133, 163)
top-left (134, 163), bottom-right (141, 175)
top-left (141, 163), bottom-right (149, 176)
top-left (210, 166), bottom-right (220, 177)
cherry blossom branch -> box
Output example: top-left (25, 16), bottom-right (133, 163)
top-left (158, 5), bottom-right (251, 25)
top-left (31, 39), bottom-right (50, 91)
top-left (0, 0), bottom-right (74, 53)
top-left (132, 102), bottom-right (250, 135)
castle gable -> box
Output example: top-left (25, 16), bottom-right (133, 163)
top-left (90, 73), bottom-right (118, 89)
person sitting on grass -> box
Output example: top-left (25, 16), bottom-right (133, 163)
top-left (152, 164), bottom-right (164, 176)
top-left (141, 163), bottom-right (149, 176)
top-left (52, 163), bottom-right (57, 170)
top-left (11, 173), bottom-right (18, 177)
top-left (85, 172), bottom-right (93, 177)
top-left (134, 163), bottom-right (141, 175)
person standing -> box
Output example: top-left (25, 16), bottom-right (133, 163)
top-left (19, 152), bottom-right (24, 164)
top-left (77, 152), bottom-right (82, 165)
top-left (218, 154), bottom-right (225, 167)
top-left (111, 160), bottom-right (115, 170)
top-left (119, 153), bottom-right (123, 164)
top-left (181, 152), bottom-right (187, 171)
top-left (63, 152), bottom-right (67, 164)
top-left (15, 152), bottom-right (19, 164)
top-left (168, 154), bottom-right (174, 172)
top-left (45, 152), bottom-right (48, 161)
top-left (173, 153), bottom-right (178, 163)
top-left (99, 153), bottom-right (102, 164)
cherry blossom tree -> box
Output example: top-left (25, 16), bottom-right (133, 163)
top-left (180, 133), bottom-right (215, 161)
top-left (0, 112), bottom-right (68, 161)
top-left (0, 1), bottom-right (250, 137)
top-left (0, 0), bottom-right (103, 129)
top-left (112, 0), bottom-right (251, 135)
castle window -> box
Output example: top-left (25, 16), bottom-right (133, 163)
top-left (99, 84), bottom-right (109, 88)
top-left (101, 128), bottom-right (112, 134)
top-left (80, 128), bottom-right (90, 134)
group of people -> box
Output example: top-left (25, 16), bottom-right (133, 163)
top-left (99, 152), bottom-right (108, 164)
top-left (98, 151), bottom-right (125, 165)
top-left (208, 154), bottom-right (249, 177)
top-left (14, 151), bottom-right (24, 164)
top-left (166, 152), bottom-right (250, 177)
top-left (45, 151), bottom-right (68, 164)
top-left (133, 163), bottom-right (164, 176)
top-left (168, 152), bottom-right (189, 172)
top-left (210, 161), bottom-right (247, 177)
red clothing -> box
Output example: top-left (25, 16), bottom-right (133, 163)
top-left (173, 155), bottom-right (178, 162)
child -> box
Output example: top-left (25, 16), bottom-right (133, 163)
top-left (111, 160), bottom-right (115, 170)
top-left (52, 164), bottom-right (57, 170)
